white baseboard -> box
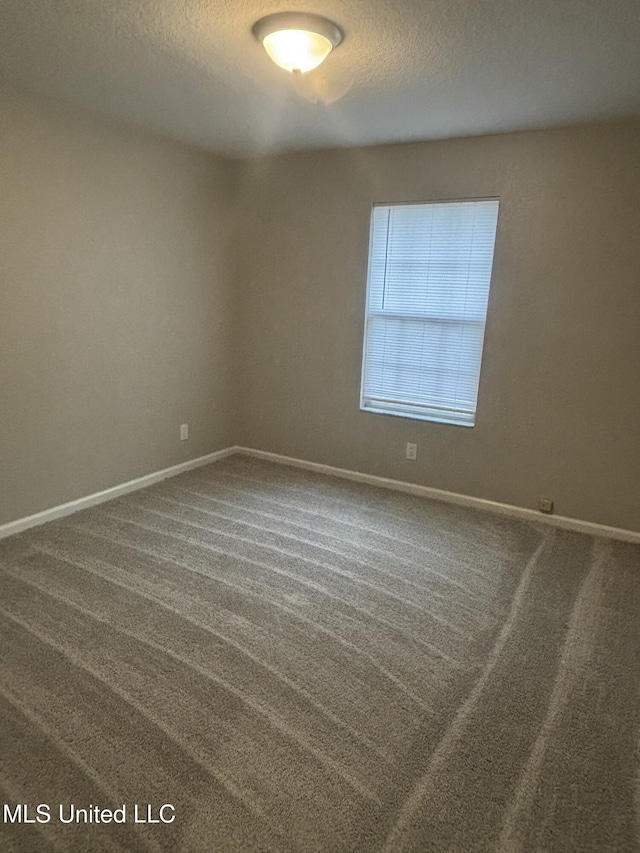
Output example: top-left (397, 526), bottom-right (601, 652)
top-left (235, 446), bottom-right (640, 545)
top-left (0, 447), bottom-right (237, 541)
top-left (3, 444), bottom-right (639, 545)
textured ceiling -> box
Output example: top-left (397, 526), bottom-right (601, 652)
top-left (1, 0), bottom-right (639, 156)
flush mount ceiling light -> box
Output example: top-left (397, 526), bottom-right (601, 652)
top-left (252, 12), bottom-right (343, 74)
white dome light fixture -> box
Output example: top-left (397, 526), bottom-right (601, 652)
top-left (252, 12), bottom-right (343, 74)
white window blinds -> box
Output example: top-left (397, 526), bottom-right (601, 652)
top-left (360, 199), bottom-right (499, 427)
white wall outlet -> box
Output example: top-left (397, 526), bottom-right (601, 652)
top-left (180, 423), bottom-right (189, 441)
top-left (538, 497), bottom-right (554, 514)
top-left (406, 442), bottom-right (417, 461)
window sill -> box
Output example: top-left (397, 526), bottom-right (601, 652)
top-left (359, 403), bottom-right (475, 428)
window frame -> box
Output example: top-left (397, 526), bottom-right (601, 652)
top-left (359, 196), bottom-right (500, 428)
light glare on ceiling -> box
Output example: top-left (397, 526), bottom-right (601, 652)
top-left (253, 13), bottom-right (343, 74)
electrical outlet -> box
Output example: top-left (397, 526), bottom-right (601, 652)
top-left (406, 442), bottom-right (417, 461)
top-left (180, 424), bottom-right (189, 441)
top-left (538, 497), bottom-right (554, 514)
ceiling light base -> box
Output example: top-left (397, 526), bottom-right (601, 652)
top-left (252, 12), bottom-right (343, 74)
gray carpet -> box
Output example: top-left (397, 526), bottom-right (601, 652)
top-left (1, 454), bottom-right (639, 852)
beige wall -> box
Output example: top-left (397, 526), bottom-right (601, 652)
top-left (2, 98), bottom-right (639, 533)
top-left (0, 93), bottom-right (238, 525)
top-left (233, 123), bottom-right (640, 532)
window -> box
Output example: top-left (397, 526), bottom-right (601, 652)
top-left (360, 199), bottom-right (499, 427)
